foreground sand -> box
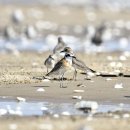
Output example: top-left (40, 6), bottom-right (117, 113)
top-left (0, 52), bottom-right (130, 129)
top-left (0, 116), bottom-right (130, 130)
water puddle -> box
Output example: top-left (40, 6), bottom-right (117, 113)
top-left (0, 101), bottom-right (130, 116)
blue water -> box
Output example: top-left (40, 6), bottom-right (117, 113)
top-left (0, 36), bottom-right (130, 53)
top-left (0, 101), bottom-right (130, 116)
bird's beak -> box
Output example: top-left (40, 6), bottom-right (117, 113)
top-left (60, 50), bottom-right (64, 53)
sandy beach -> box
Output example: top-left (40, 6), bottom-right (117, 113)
top-left (0, 52), bottom-right (130, 102)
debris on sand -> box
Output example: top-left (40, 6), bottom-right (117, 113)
top-left (72, 96), bottom-right (82, 100)
top-left (16, 97), bottom-right (26, 102)
top-left (114, 83), bottom-right (123, 89)
top-left (74, 90), bottom-right (85, 93)
top-left (77, 84), bottom-right (87, 88)
top-left (75, 101), bottom-right (98, 113)
top-left (37, 88), bottom-right (45, 92)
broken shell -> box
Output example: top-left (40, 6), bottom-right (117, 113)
top-left (74, 90), bottom-right (85, 93)
top-left (72, 96), bottom-right (82, 100)
top-left (114, 83), bottom-right (123, 89)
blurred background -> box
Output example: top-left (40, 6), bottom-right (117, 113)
top-left (0, 0), bottom-right (130, 54)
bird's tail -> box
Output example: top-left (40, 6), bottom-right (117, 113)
top-left (46, 72), bottom-right (50, 77)
top-left (89, 68), bottom-right (96, 73)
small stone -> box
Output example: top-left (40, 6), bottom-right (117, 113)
top-left (53, 114), bottom-right (59, 118)
top-left (62, 111), bottom-right (70, 116)
top-left (16, 97), bottom-right (26, 102)
top-left (123, 114), bottom-right (130, 118)
top-left (107, 56), bottom-right (113, 61)
top-left (106, 78), bottom-right (112, 81)
top-left (113, 115), bottom-right (120, 119)
top-left (77, 84), bottom-right (87, 87)
top-left (72, 96), bottom-right (82, 100)
top-left (42, 79), bottom-right (50, 82)
top-left (110, 62), bottom-right (116, 67)
top-left (37, 88), bottom-right (45, 92)
top-left (74, 90), bottom-right (85, 93)
top-left (119, 55), bottom-right (127, 61)
top-left (9, 124), bottom-right (17, 130)
top-left (114, 83), bottom-right (123, 89)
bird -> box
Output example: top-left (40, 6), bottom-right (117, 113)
top-left (44, 54), bottom-right (56, 73)
top-left (53, 37), bottom-right (67, 54)
top-left (46, 53), bottom-right (73, 88)
top-left (60, 47), bottom-right (96, 80)
top-left (91, 24), bottom-right (105, 46)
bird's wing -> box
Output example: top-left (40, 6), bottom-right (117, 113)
top-left (53, 42), bottom-right (66, 53)
top-left (46, 59), bottom-right (63, 76)
top-left (72, 57), bottom-right (96, 73)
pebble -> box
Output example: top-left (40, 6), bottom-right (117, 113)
top-left (53, 114), bottom-right (60, 118)
top-left (16, 97), bottom-right (26, 102)
top-left (113, 115), bottom-right (120, 119)
top-left (107, 56), bottom-right (113, 61)
top-left (106, 78), bottom-right (112, 81)
top-left (62, 111), bottom-right (71, 116)
top-left (42, 79), bottom-right (50, 82)
top-left (72, 96), bottom-right (82, 100)
top-left (0, 109), bottom-right (7, 115)
top-left (123, 113), bottom-right (130, 118)
top-left (37, 88), bottom-right (45, 92)
top-left (9, 124), bottom-right (18, 130)
top-left (114, 83), bottom-right (123, 89)
top-left (41, 106), bottom-right (48, 111)
top-left (110, 62), bottom-right (116, 67)
top-left (74, 90), bottom-right (85, 93)
top-left (77, 84), bottom-right (87, 87)
top-left (119, 55), bottom-right (127, 61)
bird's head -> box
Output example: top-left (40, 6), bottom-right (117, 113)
top-left (60, 47), bottom-right (74, 56)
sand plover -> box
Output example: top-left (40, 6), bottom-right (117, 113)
top-left (60, 47), bottom-right (96, 80)
top-left (53, 37), bottom-right (66, 54)
top-left (44, 54), bottom-right (56, 73)
top-left (46, 53), bottom-right (73, 88)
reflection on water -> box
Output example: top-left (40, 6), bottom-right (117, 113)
top-left (0, 101), bottom-right (130, 116)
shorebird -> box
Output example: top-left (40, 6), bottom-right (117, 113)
top-left (46, 53), bottom-right (73, 88)
top-left (60, 47), bottom-right (96, 80)
top-left (91, 24), bottom-right (105, 46)
top-left (44, 54), bottom-right (56, 73)
top-left (53, 37), bottom-right (66, 54)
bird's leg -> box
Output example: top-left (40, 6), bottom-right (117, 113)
top-left (73, 69), bottom-right (77, 81)
top-left (60, 73), bottom-right (65, 88)
top-left (47, 68), bottom-right (48, 73)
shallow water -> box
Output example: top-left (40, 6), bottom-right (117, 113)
top-left (0, 101), bottom-right (130, 116)
top-left (1, 37), bottom-right (130, 53)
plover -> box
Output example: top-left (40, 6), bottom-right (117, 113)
top-left (91, 24), bottom-right (105, 46)
top-left (44, 54), bottom-right (56, 73)
top-left (60, 47), bottom-right (96, 80)
top-left (46, 53), bottom-right (73, 88)
top-left (53, 37), bottom-right (66, 54)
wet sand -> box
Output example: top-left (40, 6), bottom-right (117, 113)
top-left (0, 76), bottom-right (130, 104)
top-left (0, 52), bottom-right (130, 129)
